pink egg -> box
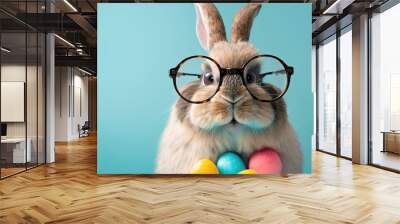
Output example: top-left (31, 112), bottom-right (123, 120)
top-left (249, 147), bottom-right (282, 174)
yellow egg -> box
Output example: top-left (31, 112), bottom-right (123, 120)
top-left (238, 169), bottom-right (257, 174)
top-left (191, 159), bottom-right (219, 174)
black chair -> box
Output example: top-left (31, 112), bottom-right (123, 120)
top-left (79, 121), bottom-right (90, 138)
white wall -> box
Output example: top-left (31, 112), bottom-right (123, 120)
top-left (55, 67), bottom-right (89, 141)
top-left (1, 65), bottom-right (26, 133)
top-left (1, 82), bottom-right (25, 122)
top-left (72, 73), bottom-right (89, 138)
top-left (55, 66), bottom-right (70, 141)
top-left (1, 64), bottom-right (42, 138)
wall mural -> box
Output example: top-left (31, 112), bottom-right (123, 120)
top-left (98, 3), bottom-right (312, 174)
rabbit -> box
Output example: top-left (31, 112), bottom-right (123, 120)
top-left (156, 3), bottom-right (302, 174)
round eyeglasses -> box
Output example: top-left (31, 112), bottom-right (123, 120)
top-left (169, 55), bottom-right (294, 104)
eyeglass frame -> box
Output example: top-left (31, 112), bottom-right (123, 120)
top-left (169, 54), bottom-right (294, 104)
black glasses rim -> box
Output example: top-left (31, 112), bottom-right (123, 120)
top-left (170, 54), bottom-right (293, 104)
top-left (242, 54), bottom-right (292, 102)
top-left (171, 55), bottom-right (222, 104)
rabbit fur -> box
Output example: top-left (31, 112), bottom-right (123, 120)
top-left (156, 3), bottom-right (302, 174)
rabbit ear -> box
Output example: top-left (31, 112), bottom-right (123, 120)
top-left (231, 3), bottom-right (261, 43)
top-left (195, 3), bottom-right (227, 51)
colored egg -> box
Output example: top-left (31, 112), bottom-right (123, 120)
top-left (238, 169), bottom-right (257, 174)
top-left (216, 151), bottom-right (246, 174)
top-left (249, 147), bottom-right (282, 174)
top-left (191, 159), bottom-right (219, 174)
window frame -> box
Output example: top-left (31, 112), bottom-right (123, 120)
top-left (315, 24), bottom-right (353, 161)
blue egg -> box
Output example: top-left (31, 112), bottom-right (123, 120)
top-left (216, 151), bottom-right (246, 174)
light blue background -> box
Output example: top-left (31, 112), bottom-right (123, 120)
top-left (98, 3), bottom-right (312, 174)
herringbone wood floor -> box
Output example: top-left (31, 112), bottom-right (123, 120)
top-left (1, 135), bottom-right (400, 224)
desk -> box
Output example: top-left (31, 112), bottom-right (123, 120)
top-left (381, 131), bottom-right (400, 155)
top-left (1, 138), bottom-right (32, 163)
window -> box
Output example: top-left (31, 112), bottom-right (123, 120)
top-left (370, 3), bottom-right (400, 171)
top-left (317, 36), bottom-right (337, 154)
top-left (316, 26), bottom-right (353, 159)
top-left (339, 28), bottom-right (352, 158)
top-left (0, 1), bottom-right (47, 179)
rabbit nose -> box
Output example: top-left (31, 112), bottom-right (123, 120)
top-left (221, 74), bottom-right (244, 103)
top-left (221, 94), bottom-right (244, 104)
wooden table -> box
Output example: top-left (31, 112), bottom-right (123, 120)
top-left (381, 131), bottom-right (400, 154)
